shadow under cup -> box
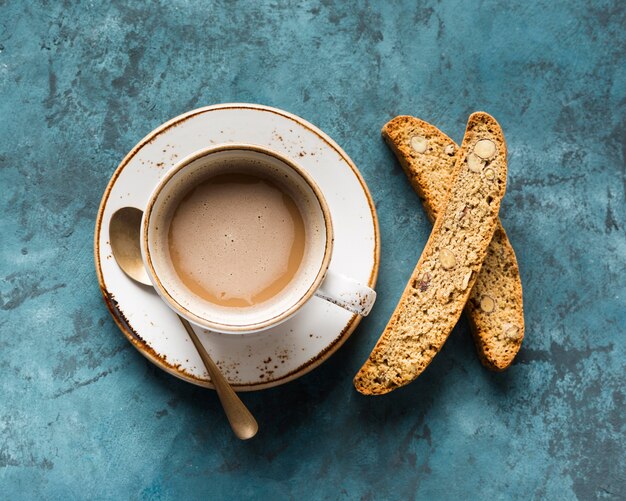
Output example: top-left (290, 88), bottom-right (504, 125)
top-left (142, 145), bottom-right (333, 333)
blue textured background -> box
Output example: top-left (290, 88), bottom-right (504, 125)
top-left (1, 1), bottom-right (624, 499)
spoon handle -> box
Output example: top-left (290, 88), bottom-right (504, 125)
top-left (179, 316), bottom-right (259, 440)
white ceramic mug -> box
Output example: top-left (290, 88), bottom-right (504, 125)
top-left (140, 144), bottom-right (376, 334)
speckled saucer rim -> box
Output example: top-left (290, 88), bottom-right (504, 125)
top-left (94, 103), bottom-right (380, 391)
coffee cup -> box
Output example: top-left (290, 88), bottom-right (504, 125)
top-left (139, 144), bottom-right (376, 334)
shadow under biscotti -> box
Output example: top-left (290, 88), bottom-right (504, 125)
top-left (349, 322), bottom-right (473, 420)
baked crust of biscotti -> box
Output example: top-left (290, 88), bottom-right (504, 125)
top-left (381, 115), bottom-right (524, 371)
top-left (354, 112), bottom-right (508, 395)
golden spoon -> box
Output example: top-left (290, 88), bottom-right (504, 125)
top-left (109, 207), bottom-right (258, 440)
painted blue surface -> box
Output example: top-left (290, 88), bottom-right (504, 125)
top-left (1, 1), bottom-right (624, 499)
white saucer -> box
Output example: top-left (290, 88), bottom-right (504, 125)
top-left (94, 104), bottom-right (380, 391)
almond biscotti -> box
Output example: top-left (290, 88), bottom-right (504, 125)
top-left (354, 112), bottom-right (507, 395)
top-left (381, 116), bottom-right (524, 370)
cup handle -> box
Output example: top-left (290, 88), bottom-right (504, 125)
top-left (314, 270), bottom-right (377, 316)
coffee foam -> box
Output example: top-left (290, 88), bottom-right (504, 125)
top-left (168, 173), bottom-right (306, 307)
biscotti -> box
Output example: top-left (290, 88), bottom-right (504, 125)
top-left (354, 112), bottom-right (507, 395)
top-left (381, 116), bottom-right (524, 370)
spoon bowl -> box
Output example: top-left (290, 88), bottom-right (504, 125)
top-left (109, 207), bottom-right (151, 285)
